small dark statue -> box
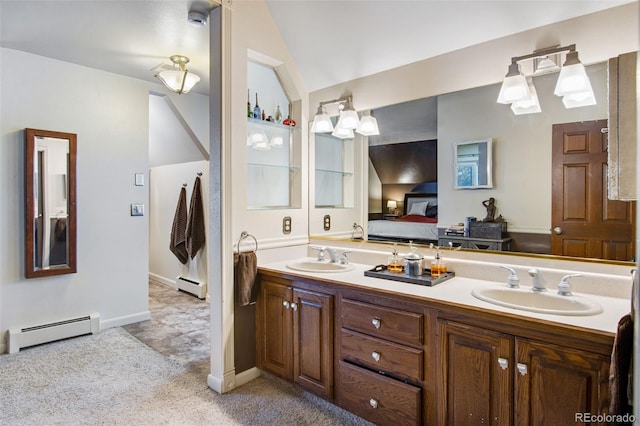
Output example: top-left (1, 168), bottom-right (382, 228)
top-left (482, 197), bottom-right (503, 222)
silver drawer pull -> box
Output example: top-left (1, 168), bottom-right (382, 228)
top-left (371, 318), bottom-right (381, 329)
top-left (517, 363), bottom-right (528, 376)
top-left (369, 398), bottom-right (378, 409)
top-left (371, 351), bottom-right (381, 362)
top-left (497, 357), bottom-right (508, 370)
top-left (291, 302), bottom-right (298, 311)
top-left (282, 301), bottom-right (290, 309)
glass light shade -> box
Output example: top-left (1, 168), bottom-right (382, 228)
top-left (497, 73), bottom-right (531, 104)
top-left (356, 115), bottom-right (380, 136)
top-left (336, 109), bottom-right (360, 130)
top-left (331, 126), bottom-right (354, 139)
top-left (249, 131), bottom-right (270, 150)
top-left (387, 200), bottom-right (397, 209)
top-left (270, 135), bottom-right (284, 148)
top-left (562, 89), bottom-right (597, 108)
top-left (554, 63), bottom-right (591, 96)
top-left (310, 113), bottom-right (334, 133)
top-left (156, 70), bottom-right (200, 94)
top-left (510, 79), bottom-right (542, 115)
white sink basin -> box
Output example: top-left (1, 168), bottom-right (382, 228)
top-left (471, 286), bottom-right (603, 316)
top-left (286, 259), bottom-right (355, 273)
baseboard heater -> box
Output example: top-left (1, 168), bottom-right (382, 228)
top-left (176, 276), bottom-right (207, 299)
top-left (8, 313), bottom-right (100, 354)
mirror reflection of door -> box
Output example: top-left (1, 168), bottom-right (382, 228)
top-left (551, 120), bottom-right (635, 260)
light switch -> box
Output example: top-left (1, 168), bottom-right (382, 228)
top-left (134, 173), bottom-right (145, 186)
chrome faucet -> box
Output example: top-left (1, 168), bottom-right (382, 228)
top-left (528, 268), bottom-right (547, 292)
top-left (311, 246), bottom-right (339, 263)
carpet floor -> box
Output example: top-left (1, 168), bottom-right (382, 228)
top-left (0, 282), bottom-right (371, 426)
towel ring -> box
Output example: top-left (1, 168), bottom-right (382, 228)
top-left (236, 231), bottom-right (258, 253)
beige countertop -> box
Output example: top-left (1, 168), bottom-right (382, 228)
top-left (259, 259), bottom-right (631, 335)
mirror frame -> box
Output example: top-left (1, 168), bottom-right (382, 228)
top-left (453, 138), bottom-right (493, 189)
top-left (25, 128), bottom-right (77, 278)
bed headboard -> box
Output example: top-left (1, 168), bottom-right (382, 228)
top-left (403, 192), bottom-right (438, 216)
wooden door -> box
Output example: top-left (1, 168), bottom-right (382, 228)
top-left (438, 320), bottom-right (513, 426)
top-left (551, 120), bottom-right (635, 260)
top-left (515, 338), bottom-right (610, 426)
top-left (256, 278), bottom-right (293, 380)
top-left (292, 288), bottom-right (334, 399)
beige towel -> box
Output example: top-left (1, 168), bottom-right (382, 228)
top-left (169, 187), bottom-right (188, 264)
top-left (186, 176), bottom-right (205, 258)
top-left (234, 251), bottom-right (257, 306)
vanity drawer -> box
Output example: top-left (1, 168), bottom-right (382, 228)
top-left (337, 360), bottom-right (421, 426)
top-left (341, 329), bottom-right (423, 381)
top-left (341, 299), bottom-right (423, 346)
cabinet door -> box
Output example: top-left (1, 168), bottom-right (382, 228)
top-left (256, 278), bottom-right (293, 380)
top-left (515, 338), bottom-right (610, 425)
top-left (292, 288), bottom-right (334, 398)
top-left (439, 320), bottom-right (513, 426)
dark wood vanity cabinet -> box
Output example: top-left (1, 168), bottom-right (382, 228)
top-left (438, 319), bottom-right (611, 426)
top-left (337, 297), bottom-right (425, 425)
top-left (256, 271), bottom-right (614, 425)
top-left (256, 275), bottom-right (334, 399)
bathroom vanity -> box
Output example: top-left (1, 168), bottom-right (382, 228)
top-left (255, 260), bottom-right (629, 425)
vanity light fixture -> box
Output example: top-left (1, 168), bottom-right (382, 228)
top-left (310, 95), bottom-right (380, 138)
top-left (155, 55), bottom-right (201, 95)
top-left (497, 44), bottom-right (596, 114)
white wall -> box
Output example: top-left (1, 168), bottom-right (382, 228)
top-left (0, 48), bottom-right (154, 352)
top-left (438, 62), bottom-right (609, 232)
top-left (149, 161), bottom-right (209, 287)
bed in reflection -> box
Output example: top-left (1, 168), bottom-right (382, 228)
top-left (368, 192), bottom-right (438, 244)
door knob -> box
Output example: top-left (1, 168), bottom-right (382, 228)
top-left (282, 301), bottom-right (290, 309)
top-left (290, 302), bottom-right (298, 311)
top-left (517, 363), bottom-right (528, 376)
top-left (553, 226), bottom-right (563, 235)
top-left (369, 398), bottom-right (378, 408)
top-left (497, 357), bottom-right (508, 370)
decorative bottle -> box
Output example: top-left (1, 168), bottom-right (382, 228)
top-left (247, 89), bottom-right (252, 118)
top-left (253, 93), bottom-right (261, 119)
top-left (274, 104), bottom-right (283, 123)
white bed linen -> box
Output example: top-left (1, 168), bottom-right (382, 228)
top-left (367, 219), bottom-right (439, 242)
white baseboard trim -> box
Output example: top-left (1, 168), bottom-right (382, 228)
top-left (100, 311), bottom-right (151, 329)
top-left (208, 369), bottom-right (237, 394)
top-left (0, 342), bottom-right (7, 355)
top-left (235, 367), bottom-right (261, 388)
top-left (148, 272), bottom-right (177, 289)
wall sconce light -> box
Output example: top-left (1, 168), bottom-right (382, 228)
top-left (155, 55), bottom-right (201, 95)
top-left (311, 95), bottom-right (380, 138)
top-left (497, 44), bottom-right (595, 114)
top-left (387, 200), bottom-right (397, 214)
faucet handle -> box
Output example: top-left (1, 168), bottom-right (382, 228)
top-left (500, 265), bottom-right (520, 288)
top-left (310, 246), bottom-right (326, 261)
top-left (339, 251), bottom-right (352, 265)
top-left (557, 274), bottom-right (582, 296)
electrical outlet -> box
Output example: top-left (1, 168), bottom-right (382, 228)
top-left (323, 215), bottom-right (331, 231)
top-left (283, 216), bottom-right (292, 234)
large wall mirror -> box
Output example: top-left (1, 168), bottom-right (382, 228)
top-left (25, 128), bottom-right (77, 278)
top-left (312, 56), bottom-right (636, 265)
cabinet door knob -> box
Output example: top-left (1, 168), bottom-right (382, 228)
top-left (291, 302), bottom-right (298, 311)
top-left (369, 398), bottom-right (378, 409)
top-left (497, 357), bottom-right (508, 370)
top-left (282, 301), bottom-right (290, 309)
top-left (371, 351), bottom-right (381, 362)
top-left (371, 318), bottom-right (381, 329)
top-left (517, 363), bottom-right (528, 376)
top-left (553, 226), bottom-right (563, 235)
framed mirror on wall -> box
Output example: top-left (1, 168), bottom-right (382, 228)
top-left (25, 128), bottom-right (77, 278)
top-left (453, 138), bottom-right (493, 189)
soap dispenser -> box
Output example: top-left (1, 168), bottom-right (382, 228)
top-left (430, 250), bottom-right (447, 278)
top-left (388, 243), bottom-right (403, 273)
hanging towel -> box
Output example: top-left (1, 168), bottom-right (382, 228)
top-left (169, 187), bottom-right (188, 264)
top-left (234, 251), bottom-right (257, 306)
top-left (186, 176), bottom-right (206, 258)
top-left (609, 313), bottom-right (634, 417)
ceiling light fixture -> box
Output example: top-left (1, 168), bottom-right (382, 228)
top-left (497, 44), bottom-right (596, 114)
top-left (310, 95), bottom-right (379, 138)
top-left (155, 55), bottom-right (200, 95)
